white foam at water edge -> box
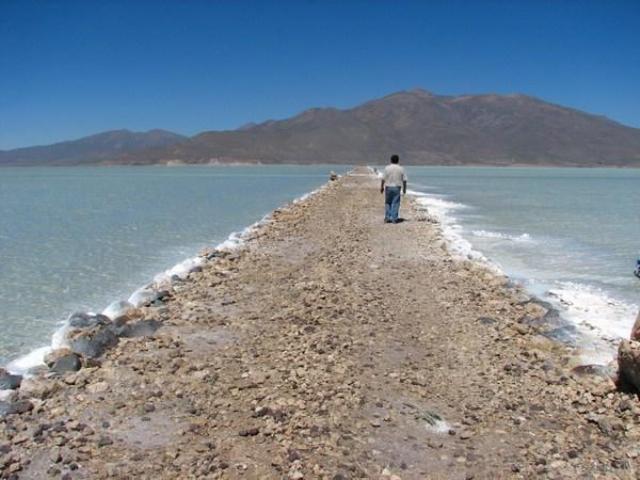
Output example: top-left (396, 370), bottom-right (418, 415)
top-left (102, 300), bottom-right (135, 319)
top-left (151, 186), bottom-right (314, 286)
top-left (0, 389), bottom-right (16, 401)
top-left (4, 184), bottom-right (327, 376)
top-left (547, 281), bottom-right (638, 343)
top-left (471, 230), bottom-right (533, 243)
top-left (409, 191), bottom-right (502, 272)
top-left (411, 190), bottom-right (636, 366)
top-left (6, 346), bottom-right (52, 376)
top-left (5, 318), bottom-right (71, 376)
top-left (152, 256), bottom-right (205, 286)
top-left (128, 285), bottom-right (158, 308)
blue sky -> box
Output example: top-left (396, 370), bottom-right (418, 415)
top-left (1, 0), bottom-right (639, 149)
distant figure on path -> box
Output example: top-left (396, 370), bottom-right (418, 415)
top-left (380, 154), bottom-right (407, 223)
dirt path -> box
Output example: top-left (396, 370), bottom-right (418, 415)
top-left (3, 170), bottom-right (639, 479)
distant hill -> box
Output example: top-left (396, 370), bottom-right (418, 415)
top-left (116, 90), bottom-right (640, 167)
top-left (0, 129), bottom-right (186, 166)
top-left (3, 90), bottom-right (640, 166)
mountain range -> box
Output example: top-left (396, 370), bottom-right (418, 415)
top-left (2, 89), bottom-right (640, 167)
top-left (0, 129), bottom-right (186, 166)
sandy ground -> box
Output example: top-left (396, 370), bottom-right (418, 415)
top-left (2, 169), bottom-right (640, 479)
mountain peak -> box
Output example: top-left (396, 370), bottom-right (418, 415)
top-left (406, 88), bottom-right (435, 97)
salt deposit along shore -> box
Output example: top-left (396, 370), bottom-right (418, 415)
top-left (1, 168), bottom-right (639, 479)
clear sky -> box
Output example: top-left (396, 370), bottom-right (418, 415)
top-left (1, 0), bottom-right (639, 149)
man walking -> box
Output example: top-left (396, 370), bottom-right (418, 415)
top-left (380, 154), bottom-right (407, 223)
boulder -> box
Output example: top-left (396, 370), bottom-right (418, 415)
top-left (107, 316), bottom-right (128, 337)
top-left (107, 309), bottom-right (146, 336)
top-left (630, 310), bottom-right (640, 341)
top-left (68, 312), bottom-right (110, 329)
top-left (69, 327), bottom-right (118, 359)
top-left (0, 368), bottom-right (22, 390)
top-left (141, 289), bottom-right (172, 307)
top-left (618, 340), bottom-right (640, 391)
top-left (19, 377), bottom-right (59, 400)
top-left (0, 400), bottom-right (33, 417)
top-left (50, 353), bottom-right (83, 374)
top-left (44, 348), bottom-right (73, 367)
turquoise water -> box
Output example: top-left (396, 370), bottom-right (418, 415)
top-left (406, 167), bottom-right (640, 362)
top-left (2, 165), bottom-right (638, 371)
top-left (0, 166), bottom-right (344, 369)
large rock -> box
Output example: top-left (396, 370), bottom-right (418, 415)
top-left (630, 310), bottom-right (640, 341)
top-left (45, 349), bottom-right (82, 374)
top-left (0, 368), bottom-right (22, 390)
top-left (68, 312), bottom-right (110, 329)
top-left (0, 400), bottom-right (33, 417)
top-left (19, 377), bottom-right (60, 400)
top-left (44, 347), bottom-right (72, 366)
top-left (69, 326), bottom-right (118, 359)
top-left (107, 309), bottom-right (151, 336)
top-left (618, 340), bottom-right (640, 391)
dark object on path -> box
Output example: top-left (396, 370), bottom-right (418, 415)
top-left (478, 317), bottom-right (497, 326)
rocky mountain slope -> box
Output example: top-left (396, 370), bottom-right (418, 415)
top-left (0, 129), bottom-right (186, 166)
top-left (4, 90), bottom-right (640, 166)
top-left (116, 89), bottom-right (640, 166)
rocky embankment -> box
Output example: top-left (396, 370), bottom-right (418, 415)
top-left (1, 169), bottom-right (639, 479)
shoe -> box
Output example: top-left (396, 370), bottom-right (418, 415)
top-left (384, 219), bottom-right (391, 223)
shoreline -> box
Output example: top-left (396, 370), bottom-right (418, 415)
top-left (3, 163), bottom-right (640, 169)
top-left (406, 186), bottom-right (638, 367)
top-left (5, 166), bottom-right (628, 376)
top-left (1, 170), bottom-right (639, 478)
top-left (4, 170), bottom-right (566, 375)
top-left (3, 183), bottom-right (329, 377)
